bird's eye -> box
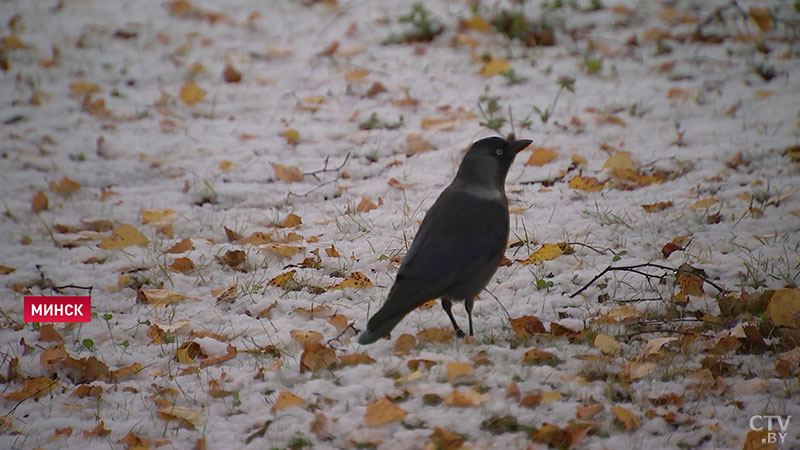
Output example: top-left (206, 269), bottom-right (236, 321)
top-left (495, 149), bottom-right (503, 156)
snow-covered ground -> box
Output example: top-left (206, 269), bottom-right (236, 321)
top-left (1, 0), bottom-right (799, 449)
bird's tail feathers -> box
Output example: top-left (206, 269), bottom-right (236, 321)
top-left (357, 312), bottom-right (406, 345)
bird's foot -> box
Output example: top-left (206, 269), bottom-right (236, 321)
top-left (455, 329), bottom-right (465, 338)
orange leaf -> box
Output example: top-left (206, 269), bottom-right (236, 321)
top-left (222, 64), bottom-right (242, 83)
top-left (97, 224), bottom-right (149, 249)
top-left (272, 391), bottom-right (305, 411)
top-left (165, 238), bottom-right (194, 254)
top-left (279, 213), bottom-right (302, 228)
top-left (263, 244), bottom-right (304, 257)
top-left (446, 362), bottom-right (473, 382)
top-left (290, 329), bottom-right (323, 346)
top-left (509, 315), bottom-right (546, 338)
top-left (611, 406), bottom-right (640, 430)
top-left (356, 197), bottom-right (377, 213)
top-left (240, 231), bottom-right (272, 246)
top-left (642, 201), bottom-right (673, 212)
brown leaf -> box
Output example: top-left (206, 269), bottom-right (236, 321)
top-left (661, 241), bottom-right (683, 259)
top-left (611, 405), bottom-right (640, 430)
top-left (224, 226), bottom-right (242, 242)
top-left (522, 348), bottom-right (558, 366)
top-left (365, 398), bottom-right (407, 426)
top-left (765, 288), bottom-right (800, 328)
top-left (270, 162), bottom-right (304, 183)
top-left (387, 177), bottom-right (413, 190)
top-left (642, 201), bottom-right (673, 212)
top-left (576, 403), bottom-right (604, 419)
top-left (445, 362), bottom-right (473, 382)
top-left (339, 353), bottom-right (376, 367)
top-left (749, 6), bottom-right (772, 31)
top-left (262, 244), bottom-right (304, 258)
top-left (404, 133), bottom-right (433, 155)
top-left (268, 270), bottom-right (297, 290)
top-left (219, 249), bottom-right (246, 268)
top-left (568, 175), bottom-right (606, 192)
top-left (279, 213), bottom-right (302, 228)
top-left (0, 264), bottom-right (15, 275)
top-left (199, 344), bottom-right (237, 368)
top-left (594, 333), bottom-right (620, 355)
top-left (4, 376), bottom-right (57, 401)
top-left (394, 333), bottom-right (416, 354)
top-left (519, 394), bottom-right (542, 408)
top-left (49, 176), bottom-right (81, 194)
top-left (138, 288), bottom-right (192, 306)
top-left (416, 328), bottom-right (455, 343)
top-left (38, 324), bottom-right (63, 342)
top-left (300, 342), bottom-right (336, 372)
top-left (509, 315), bottom-right (546, 338)
top-left (240, 231), bottom-right (272, 246)
top-left (168, 257), bottom-right (195, 274)
top-left (356, 197), bottom-right (378, 212)
top-left (444, 388), bottom-right (488, 407)
top-left (31, 190), bottom-right (49, 212)
top-left (165, 238), bottom-right (194, 254)
top-left (429, 427), bottom-right (465, 450)
top-left (222, 64), bottom-right (242, 83)
top-left (325, 244), bottom-right (340, 257)
top-left (82, 420), bottom-right (111, 439)
top-left (531, 424), bottom-right (570, 447)
top-left (179, 82), bottom-right (205, 105)
top-left (363, 81), bottom-right (387, 98)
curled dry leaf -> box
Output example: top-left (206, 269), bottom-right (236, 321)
top-left (240, 231), bottom-right (272, 246)
top-left (263, 244), bottom-right (305, 257)
top-left (522, 348), bottom-right (558, 366)
top-left (356, 197), bottom-right (378, 212)
top-left (642, 201), bottom-right (673, 212)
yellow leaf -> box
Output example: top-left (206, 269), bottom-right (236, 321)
top-left (541, 391), bottom-right (562, 403)
top-left (302, 95), bottom-right (327, 104)
top-left (282, 128), bottom-right (300, 146)
top-left (518, 243), bottom-right (564, 265)
top-left (603, 151), bottom-right (635, 172)
top-left (345, 69), bottom-right (370, 82)
top-left (176, 346), bottom-right (195, 364)
top-left (140, 208), bottom-right (178, 226)
top-left (329, 272), bottom-right (373, 290)
top-left (266, 46), bottom-right (293, 58)
top-left (263, 244), bottom-right (304, 257)
top-left (240, 231), bottom-right (272, 246)
top-left (270, 162), bottom-right (304, 183)
top-left (219, 160), bottom-right (235, 170)
top-left (290, 330), bottom-right (323, 346)
top-left (138, 288), bottom-right (192, 306)
top-left (179, 82), bottom-right (205, 105)
top-left (268, 270), bottom-right (296, 289)
top-left (765, 288), bottom-right (800, 328)
top-left (365, 398), bottom-right (407, 427)
top-left (642, 201), bottom-right (673, 212)
top-left (525, 148), bottom-right (558, 166)
top-left (446, 362), bottom-right (473, 382)
top-left (572, 153), bottom-right (588, 166)
top-left (611, 406), bottom-right (640, 430)
top-left (754, 89), bottom-right (774, 98)
top-left (272, 391), bottom-right (306, 411)
top-left (158, 405), bottom-right (203, 428)
top-left (479, 59), bottom-right (510, 77)
top-left (690, 197), bottom-right (718, 209)
top-left (97, 224), bottom-right (149, 249)
top-left (568, 175), bottom-right (606, 192)
top-left (464, 14), bottom-right (491, 32)
top-left (69, 81), bottom-right (101, 97)
top-left (594, 333), bottom-right (620, 355)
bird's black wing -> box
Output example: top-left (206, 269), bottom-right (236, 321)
top-left (366, 187), bottom-right (508, 328)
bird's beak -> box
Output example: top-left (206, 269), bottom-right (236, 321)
top-left (508, 139), bottom-right (533, 155)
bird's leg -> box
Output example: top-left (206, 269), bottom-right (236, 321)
top-left (441, 299), bottom-right (464, 338)
top-left (464, 298), bottom-right (474, 336)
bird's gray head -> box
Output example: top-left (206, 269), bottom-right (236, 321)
top-left (454, 136), bottom-right (532, 192)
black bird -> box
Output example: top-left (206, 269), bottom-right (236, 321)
top-left (358, 136), bottom-right (532, 344)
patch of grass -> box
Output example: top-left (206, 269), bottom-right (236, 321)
top-left (384, 3), bottom-right (444, 44)
top-left (358, 112), bottom-right (404, 130)
top-left (491, 9), bottom-right (555, 47)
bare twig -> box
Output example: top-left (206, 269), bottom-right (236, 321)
top-left (305, 152), bottom-right (350, 181)
top-left (570, 262), bottom-right (729, 298)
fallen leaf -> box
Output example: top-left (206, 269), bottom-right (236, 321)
top-left (328, 314), bottom-right (349, 332)
top-left (329, 272), bottom-right (373, 290)
top-left (345, 69), bottom-right (370, 82)
top-left (416, 328), bottom-right (454, 343)
top-left (179, 82), bottom-right (205, 105)
top-left (222, 64), bottom-right (241, 83)
top-left (518, 243), bottom-right (564, 265)
top-left (138, 288), bottom-right (192, 305)
top-left (576, 403), bottom-right (604, 419)
top-left (268, 270), bottom-right (297, 290)
top-left (168, 257), bottom-right (195, 274)
top-left (300, 342), bottom-right (336, 372)
top-left (642, 201), bottom-right (673, 212)
top-left (365, 398), bottom-right (407, 426)
top-left (82, 420), bottom-right (111, 439)
top-left (240, 231), bottom-right (272, 246)
top-left (611, 406), bottom-right (640, 430)
top-left (339, 353), bottom-right (376, 367)
top-left (97, 224), bottom-right (149, 249)
top-left (0, 264), bottom-right (15, 275)
top-left (158, 405), bottom-right (202, 429)
top-left (446, 362), bottom-right (473, 382)
top-left (39, 324), bottom-right (63, 342)
top-left (4, 377), bottom-right (57, 401)
top-left (32, 190), bottom-right (48, 212)
top-left (199, 344), bottom-right (237, 367)
top-left (509, 315), bottom-right (546, 338)
top-left (619, 361), bottom-right (656, 381)
top-left (463, 14), bottom-right (491, 32)
top-left (569, 175), bottom-right (606, 192)
top-left (140, 209), bottom-right (178, 226)
top-left (525, 148), bottom-right (557, 166)
top-left (282, 129), bottom-right (300, 146)
top-left (594, 333), bottom-right (620, 355)
top-left (165, 238), bottom-right (194, 254)
top-left (356, 197), bottom-right (378, 212)
top-left (596, 305), bottom-right (641, 323)
top-left (290, 329), bottom-right (323, 346)
top-left (765, 288), bottom-right (800, 328)
top-left (444, 388), bottom-right (488, 407)
top-left (637, 337), bottom-right (677, 360)
top-left (262, 244), bottom-right (304, 257)
top-left (404, 133), bottom-right (433, 155)
top-left (479, 59), bottom-right (510, 76)
top-left (394, 333), bottom-right (416, 354)
top-left (279, 213), bottom-right (302, 228)
top-left (49, 177), bottom-right (81, 194)
top-left (272, 391), bottom-right (305, 411)
top-left (522, 348), bottom-right (558, 366)
top-left (270, 162), bottom-right (304, 183)
top-left (749, 6), bottom-right (772, 31)
top-left (69, 81), bottom-right (101, 97)
top-left (428, 427), bottom-right (465, 450)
